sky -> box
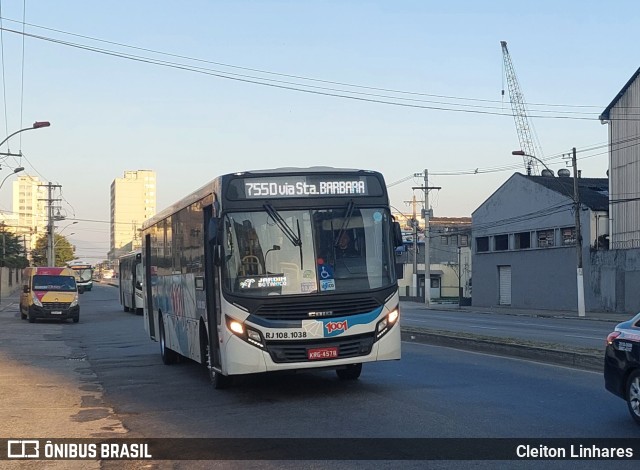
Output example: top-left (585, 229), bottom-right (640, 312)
top-left (0, 0), bottom-right (637, 264)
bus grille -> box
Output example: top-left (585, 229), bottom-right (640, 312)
top-left (266, 333), bottom-right (375, 363)
top-left (42, 302), bottom-right (71, 310)
top-left (254, 297), bottom-right (381, 320)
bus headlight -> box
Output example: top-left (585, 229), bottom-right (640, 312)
top-left (246, 328), bottom-right (265, 348)
top-left (228, 318), bottom-right (244, 335)
top-left (376, 307), bottom-right (399, 340)
top-left (70, 295), bottom-right (79, 308)
top-left (226, 316), bottom-right (265, 349)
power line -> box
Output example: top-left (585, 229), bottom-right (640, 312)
top-left (0, 6), bottom-right (8, 138)
top-left (0, 16), bottom-right (615, 111)
top-left (18, 1), bottom-right (26, 149)
top-left (2, 25), bottom-right (638, 121)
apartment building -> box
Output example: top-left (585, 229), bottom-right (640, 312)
top-left (11, 175), bottom-right (48, 258)
top-left (109, 170), bottom-right (156, 261)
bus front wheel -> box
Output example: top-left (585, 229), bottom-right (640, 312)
top-left (336, 363), bottom-right (362, 380)
top-left (203, 342), bottom-right (231, 389)
top-left (209, 367), bottom-right (232, 390)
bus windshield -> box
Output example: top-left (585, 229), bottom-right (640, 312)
top-left (222, 206), bottom-right (396, 296)
top-left (71, 267), bottom-right (92, 282)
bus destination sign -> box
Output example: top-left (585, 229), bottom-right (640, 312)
top-left (237, 176), bottom-right (370, 199)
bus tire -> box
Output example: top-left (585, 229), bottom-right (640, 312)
top-left (210, 367), bottom-right (232, 389)
top-left (73, 315), bottom-right (80, 323)
top-left (200, 322), bottom-right (232, 389)
top-left (27, 312), bottom-right (35, 323)
top-left (123, 304), bottom-right (130, 312)
top-left (336, 363), bottom-right (362, 380)
top-left (159, 314), bottom-right (179, 365)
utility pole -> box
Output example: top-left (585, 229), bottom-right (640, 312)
top-left (458, 245), bottom-right (462, 307)
top-left (571, 147), bottom-right (586, 317)
top-left (39, 182), bottom-right (62, 267)
top-left (413, 169), bottom-right (441, 307)
top-left (411, 196), bottom-right (418, 298)
top-left (0, 222), bottom-right (4, 304)
top-left (404, 195), bottom-right (420, 298)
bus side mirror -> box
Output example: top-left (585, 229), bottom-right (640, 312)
top-left (78, 285), bottom-right (85, 294)
top-left (23, 285), bottom-right (30, 294)
top-left (393, 221), bottom-right (403, 247)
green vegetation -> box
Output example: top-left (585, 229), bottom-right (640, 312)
top-left (31, 234), bottom-right (76, 267)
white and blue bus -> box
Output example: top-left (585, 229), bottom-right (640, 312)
top-left (142, 167), bottom-right (403, 388)
top-left (118, 250), bottom-right (143, 314)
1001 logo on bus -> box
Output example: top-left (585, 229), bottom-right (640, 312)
top-left (325, 320), bottom-right (348, 334)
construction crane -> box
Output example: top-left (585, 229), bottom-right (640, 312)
top-left (500, 40), bottom-right (543, 175)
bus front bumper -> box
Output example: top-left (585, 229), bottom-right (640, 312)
top-left (223, 321), bottom-right (401, 375)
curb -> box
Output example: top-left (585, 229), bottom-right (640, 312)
top-left (401, 327), bottom-right (603, 372)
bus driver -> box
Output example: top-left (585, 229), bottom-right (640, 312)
top-left (336, 232), bottom-right (358, 258)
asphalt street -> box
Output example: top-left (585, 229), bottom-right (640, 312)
top-left (1, 283), bottom-right (630, 373)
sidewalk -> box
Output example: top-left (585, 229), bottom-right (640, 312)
top-left (0, 288), bottom-right (21, 313)
top-left (400, 299), bottom-right (632, 323)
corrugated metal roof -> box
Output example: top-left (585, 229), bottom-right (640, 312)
top-left (524, 175), bottom-right (609, 211)
top-left (600, 67), bottom-right (640, 121)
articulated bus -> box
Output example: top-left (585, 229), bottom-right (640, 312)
top-left (119, 250), bottom-right (143, 314)
top-left (142, 167), bottom-right (403, 388)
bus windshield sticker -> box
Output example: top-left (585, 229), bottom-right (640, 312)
top-left (239, 275), bottom-right (287, 290)
top-left (320, 278), bottom-right (335, 291)
top-left (301, 282), bottom-right (317, 293)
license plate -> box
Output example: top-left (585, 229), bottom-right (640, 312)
top-left (51, 311), bottom-right (62, 315)
top-left (307, 347), bottom-right (338, 360)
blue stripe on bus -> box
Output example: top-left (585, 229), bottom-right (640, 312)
top-left (321, 307), bottom-right (383, 338)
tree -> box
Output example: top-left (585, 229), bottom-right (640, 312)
top-left (31, 234), bottom-right (76, 267)
top-left (0, 228), bottom-right (29, 269)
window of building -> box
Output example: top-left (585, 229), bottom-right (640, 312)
top-left (537, 229), bottom-right (555, 248)
top-left (459, 235), bottom-right (468, 247)
top-left (494, 234), bottom-right (509, 251)
top-left (476, 236), bottom-right (489, 252)
top-left (562, 227), bottom-right (576, 245)
top-left (440, 235), bottom-right (448, 245)
top-left (515, 232), bottom-right (531, 249)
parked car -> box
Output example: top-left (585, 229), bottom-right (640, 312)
top-left (604, 312), bottom-right (640, 425)
top-left (20, 267), bottom-right (81, 323)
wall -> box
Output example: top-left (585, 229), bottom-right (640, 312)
top-left (0, 267), bottom-right (22, 299)
top-left (590, 248), bottom-right (640, 314)
top-left (472, 173), bottom-right (599, 311)
top-left (608, 75), bottom-right (640, 249)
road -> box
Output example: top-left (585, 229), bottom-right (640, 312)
top-left (0, 284), bottom-right (637, 469)
top-left (401, 304), bottom-right (613, 351)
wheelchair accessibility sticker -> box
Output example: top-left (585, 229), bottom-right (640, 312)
top-left (318, 264), bottom-right (335, 291)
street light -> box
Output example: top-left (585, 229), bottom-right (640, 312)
top-left (512, 150), bottom-right (553, 175)
top-left (54, 233), bottom-right (75, 248)
top-left (512, 148), bottom-right (585, 317)
top-left (58, 221), bottom-right (78, 235)
top-left (0, 121), bottom-right (51, 149)
top-left (51, 222), bottom-right (78, 266)
top-left (0, 166), bottom-right (24, 190)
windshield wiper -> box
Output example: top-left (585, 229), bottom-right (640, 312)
top-left (264, 203), bottom-right (302, 248)
top-left (333, 199), bottom-right (356, 247)
top-left (264, 203), bottom-right (304, 269)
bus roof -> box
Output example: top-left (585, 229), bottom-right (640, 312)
top-left (142, 167), bottom-right (385, 231)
